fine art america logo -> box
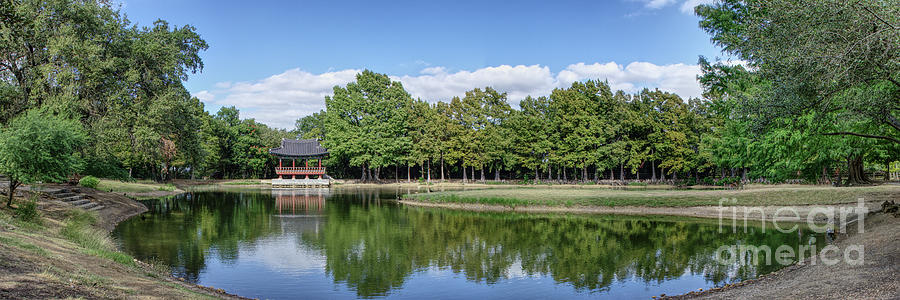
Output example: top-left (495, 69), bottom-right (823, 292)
top-left (714, 198), bottom-right (867, 267)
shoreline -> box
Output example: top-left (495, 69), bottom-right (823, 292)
top-left (398, 199), bottom-right (881, 223)
top-left (670, 210), bottom-right (900, 299)
top-left (0, 184), bottom-right (248, 299)
top-left (95, 188), bottom-right (249, 299)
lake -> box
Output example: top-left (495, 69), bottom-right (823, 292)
top-left (112, 187), bottom-right (823, 299)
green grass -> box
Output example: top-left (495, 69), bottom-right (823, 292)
top-left (0, 235), bottom-right (51, 257)
top-left (96, 179), bottom-right (178, 193)
top-left (405, 185), bottom-right (900, 207)
top-left (220, 180), bottom-right (263, 185)
top-left (60, 209), bottom-right (135, 267)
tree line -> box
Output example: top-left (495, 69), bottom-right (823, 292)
top-left (1, 0), bottom-right (896, 187)
top-left (300, 0), bottom-right (899, 184)
top-left (0, 0), bottom-right (292, 186)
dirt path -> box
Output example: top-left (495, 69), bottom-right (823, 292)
top-left (670, 212), bottom-right (900, 299)
top-left (0, 185), bottom-right (246, 299)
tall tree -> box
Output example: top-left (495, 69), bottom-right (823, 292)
top-left (324, 70), bottom-right (412, 181)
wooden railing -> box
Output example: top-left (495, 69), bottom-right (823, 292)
top-left (275, 167), bottom-right (326, 175)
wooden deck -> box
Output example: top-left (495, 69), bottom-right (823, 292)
top-left (275, 167), bottom-right (326, 176)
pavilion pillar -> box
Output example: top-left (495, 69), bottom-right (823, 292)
top-left (305, 159), bottom-right (310, 179)
top-left (292, 159), bottom-right (296, 179)
top-left (278, 158), bottom-right (283, 179)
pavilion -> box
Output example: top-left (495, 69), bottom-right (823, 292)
top-left (269, 138), bottom-right (330, 187)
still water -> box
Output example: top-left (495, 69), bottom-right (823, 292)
top-left (112, 188), bottom-right (823, 299)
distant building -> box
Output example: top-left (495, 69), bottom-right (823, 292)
top-left (269, 138), bottom-right (329, 180)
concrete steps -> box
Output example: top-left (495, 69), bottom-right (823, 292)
top-left (45, 188), bottom-right (105, 212)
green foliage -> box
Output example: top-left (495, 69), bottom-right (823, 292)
top-left (15, 196), bottom-right (41, 224)
top-left (696, 1), bottom-right (899, 142)
top-left (0, 109), bottom-right (86, 206)
top-left (324, 70), bottom-right (413, 180)
top-left (0, 109), bottom-right (86, 183)
top-left (79, 176), bottom-right (100, 189)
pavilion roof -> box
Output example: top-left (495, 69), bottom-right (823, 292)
top-left (269, 138), bottom-right (329, 158)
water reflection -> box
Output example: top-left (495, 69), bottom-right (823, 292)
top-left (273, 188), bottom-right (328, 214)
top-left (112, 188), bottom-right (823, 299)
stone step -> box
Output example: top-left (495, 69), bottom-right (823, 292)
top-left (60, 195), bottom-right (84, 202)
top-left (55, 192), bottom-right (77, 198)
top-left (78, 202), bottom-right (99, 210)
top-left (88, 205), bottom-right (104, 211)
top-left (70, 199), bottom-right (91, 206)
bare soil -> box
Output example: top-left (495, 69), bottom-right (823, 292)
top-left (670, 211), bottom-right (900, 299)
top-left (0, 184), bottom-right (246, 299)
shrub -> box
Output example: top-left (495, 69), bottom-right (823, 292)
top-left (157, 183), bottom-right (176, 192)
top-left (628, 182), bottom-right (648, 187)
top-left (79, 176), bottom-right (100, 189)
top-left (15, 197), bottom-right (41, 224)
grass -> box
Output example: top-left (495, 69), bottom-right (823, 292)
top-left (219, 180), bottom-right (263, 185)
top-left (0, 235), bottom-right (51, 257)
top-left (96, 179), bottom-right (178, 193)
top-left (405, 185), bottom-right (900, 207)
top-left (59, 209), bottom-right (136, 267)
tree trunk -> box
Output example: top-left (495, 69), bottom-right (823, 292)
top-left (462, 163), bottom-right (467, 182)
top-left (440, 155), bottom-right (445, 182)
top-left (886, 163), bottom-right (892, 181)
top-left (361, 165), bottom-right (368, 181)
top-left (661, 168), bottom-right (666, 181)
top-left (610, 168), bottom-right (615, 181)
top-left (471, 166), bottom-right (475, 182)
top-left (619, 163), bottom-right (625, 182)
top-left (651, 160), bottom-right (657, 182)
top-left (409, 165), bottom-right (413, 183)
top-left (480, 167), bottom-right (485, 182)
top-left (846, 156), bottom-right (868, 185)
top-left (374, 167), bottom-right (381, 181)
top-left (741, 167), bottom-right (748, 182)
top-left (582, 167), bottom-right (587, 183)
top-left (562, 166), bottom-right (567, 182)
top-left (494, 165), bottom-right (500, 181)
top-left (427, 159), bottom-right (431, 182)
top-left (7, 180), bottom-right (19, 207)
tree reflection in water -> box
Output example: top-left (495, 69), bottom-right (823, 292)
top-left (113, 189), bottom-right (823, 298)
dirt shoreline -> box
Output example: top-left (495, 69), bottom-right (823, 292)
top-left (399, 199), bottom-right (881, 223)
top-left (0, 184), bottom-right (247, 299)
top-left (670, 211), bottom-right (900, 299)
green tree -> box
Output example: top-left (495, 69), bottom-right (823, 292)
top-left (324, 70), bottom-right (413, 181)
top-left (0, 109), bottom-right (85, 206)
top-left (696, 0), bottom-right (899, 144)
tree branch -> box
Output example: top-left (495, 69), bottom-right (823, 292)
top-left (822, 131), bottom-right (900, 144)
top-left (859, 4), bottom-right (898, 30)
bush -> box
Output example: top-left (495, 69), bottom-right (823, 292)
top-left (627, 182), bottom-right (648, 187)
top-left (79, 176), bottom-right (100, 189)
top-left (15, 197), bottom-right (41, 224)
top-left (157, 183), bottom-right (176, 191)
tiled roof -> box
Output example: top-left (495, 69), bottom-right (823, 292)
top-left (269, 139), bottom-right (329, 157)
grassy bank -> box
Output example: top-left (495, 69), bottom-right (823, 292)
top-left (404, 185), bottom-right (900, 207)
top-left (96, 179), bottom-right (179, 193)
top-left (0, 193), bottom-right (239, 299)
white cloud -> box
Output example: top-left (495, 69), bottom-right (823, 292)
top-left (194, 90), bottom-right (215, 102)
top-left (198, 61), bottom-right (706, 129)
top-left (679, 0), bottom-right (715, 13)
top-left (645, 0), bottom-right (678, 9)
top-left (395, 64), bottom-right (556, 104)
top-left (631, 0), bottom-right (715, 13)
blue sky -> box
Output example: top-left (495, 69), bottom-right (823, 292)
top-left (121, 0), bottom-right (726, 128)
